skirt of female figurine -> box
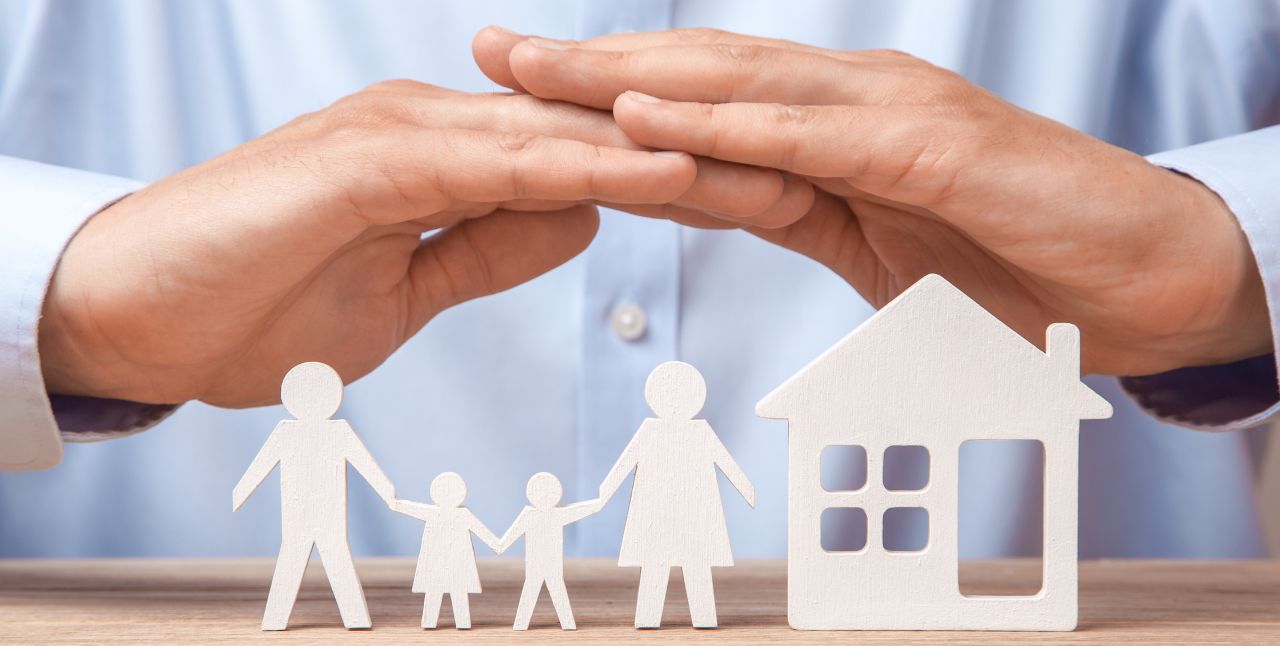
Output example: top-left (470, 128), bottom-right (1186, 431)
top-left (412, 529), bottom-right (481, 593)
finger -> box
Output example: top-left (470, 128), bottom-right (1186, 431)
top-left (471, 26), bottom-right (892, 92)
top-left (374, 91), bottom-right (636, 149)
top-left (507, 40), bottom-right (883, 109)
top-left (473, 26), bottom-right (530, 92)
top-left (368, 93), bottom-right (810, 222)
top-left (354, 128), bottom-right (698, 226)
top-left (747, 190), bottom-right (885, 300)
top-left (678, 169), bottom-right (816, 229)
top-left (678, 157), bottom-right (792, 222)
top-left (602, 202), bottom-right (743, 230)
top-left (411, 198), bottom-right (591, 230)
top-left (406, 205), bottom-right (600, 325)
top-left (612, 93), bottom-right (943, 204)
top-left (603, 172), bottom-right (814, 230)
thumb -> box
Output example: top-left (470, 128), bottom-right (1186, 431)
top-left (404, 205), bottom-right (600, 331)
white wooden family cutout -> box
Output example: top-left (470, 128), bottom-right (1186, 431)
top-left (496, 472), bottom-right (601, 630)
top-left (393, 472), bottom-right (499, 629)
top-left (232, 361), bottom-right (394, 630)
top-left (601, 360), bottom-right (756, 628)
top-left (231, 274), bottom-right (1110, 633)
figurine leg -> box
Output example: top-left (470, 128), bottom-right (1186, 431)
top-left (451, 591), bottom-right (472, 629)
top-left (316, 536), bottom-right (371, 629)
top-left (421, 592), bottom-right (443, 629)
top-left (634, 565), bottom-right (670, 629)
top-left (513, 576), bottom-right (542, 630)
top-left (546, 575), bottom-right (576, 630)
top-left (683, 566), bottom-right (718, 628)
top-left (261, 538), bottom-right (313, 631)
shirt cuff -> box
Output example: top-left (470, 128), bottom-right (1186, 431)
top-left (52, 395), bottom-right (179, 443)
top-left (0, 155), bottom-right (144, 470)
top-left (1121, 125), bottom-right (1280, 430)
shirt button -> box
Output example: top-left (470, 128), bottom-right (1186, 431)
top-left (610, 303), bottom-right (648, 342)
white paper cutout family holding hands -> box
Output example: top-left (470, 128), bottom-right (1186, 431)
top-left (231, 275), bottom-right (1109, 634)
top-left (233, 359), bottom-right (754, 632)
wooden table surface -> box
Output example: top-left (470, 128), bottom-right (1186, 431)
top-left (1, 558), bottom-right (1277, 643)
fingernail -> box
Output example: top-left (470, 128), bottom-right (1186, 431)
top-left (653, 151), bottom-right (687, 159)
top-left (626, 91), bottom-right (661, 104)
top-left (486, 25), bottom-right (521, 36)
top-left (527, 37), bottom-right (566, 50)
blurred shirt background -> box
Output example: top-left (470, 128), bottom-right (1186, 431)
top-left (0, 0), bottom-right (1276, 558)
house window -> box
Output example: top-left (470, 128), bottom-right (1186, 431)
top-left (883, 507), bottom-right (929, 552)
top-left (820, 507), bottom-right (867, 552)
top-left (820, 444), bottom-right (867, 492)
top-left (884, 445), bottom-right (929, 491)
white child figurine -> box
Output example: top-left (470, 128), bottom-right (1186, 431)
top-left (495, 472), bottom-right (603, 630)
top-left (392, 472), bottom-right (501, 630)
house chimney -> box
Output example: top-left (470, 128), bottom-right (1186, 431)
top-left (1046, 323), bottom-right (1080, 378)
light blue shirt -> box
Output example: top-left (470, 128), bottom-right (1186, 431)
top-left (1, 0), bottom-right (1277, 559)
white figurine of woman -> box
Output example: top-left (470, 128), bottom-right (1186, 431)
top-left (598, 361), bottom-right (756, 629)
top-left (392, 472), bottom-right (500, 630)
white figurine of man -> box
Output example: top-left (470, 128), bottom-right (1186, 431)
top-left (599, 361), bottom-right (755, 629)
top-left (392, 472), bottom-right (501, 630)
top-left (495, 472), bottom-right (603, 630)
top-left (232, 361), bottom-right (396, 630)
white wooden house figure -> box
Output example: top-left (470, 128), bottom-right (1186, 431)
top-left (755, 274), bottom-right (1112, 631)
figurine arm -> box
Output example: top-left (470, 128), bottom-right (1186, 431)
top-left (339, 421), bottom-right (395, 504)
top-left (494, 509), bottom-right (530, 554)
top-left (469, 510), bottom-right (502, 552)
top-left (709, 425), bottom-right (755, 508)
top-left (232, 423), bottom-right (284, 512)
top-left (562, 498), bottom-right (604, 524)
top-left (390, 499), bottom-right (435, 520)
top-left (598, 428), bottom-right (643, 503)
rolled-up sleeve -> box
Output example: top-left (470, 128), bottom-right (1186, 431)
top-left (1122, 125), bottom-right (1280, 430)
top-left (0, 155), bottom-right (174, 471)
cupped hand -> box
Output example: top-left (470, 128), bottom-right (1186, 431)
top-left (475, 27), bottom-right (1271, 375)
top-left (38, 81), bottom-right (804, 406)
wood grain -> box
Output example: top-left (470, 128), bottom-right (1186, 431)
top-left (1, 559), bottom-right (1277, 643)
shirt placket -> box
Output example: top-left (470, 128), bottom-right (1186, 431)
top-left (571, 0), bottom-right (679, 557)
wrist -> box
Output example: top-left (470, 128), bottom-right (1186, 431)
top-left (38, 248), bottom-right (112, 399)
top-left (1169, 171), bottom-right (1272, 368)
top-left (36, 198), bottom-right (142, 402)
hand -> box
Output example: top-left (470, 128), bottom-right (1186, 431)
top-left (475, 28), bottom-right (1271, 376)
top-left (38, 82), bottom-right (803, 406)
top-left (231, 489), bottom-right (249, 513)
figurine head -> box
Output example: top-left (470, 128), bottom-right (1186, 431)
top-left (644, 361), bottom-right (706, 420)
top-left (526, 472), bottom-right (563, 508)
top-left (430, 472), bottom-right (467, 508)
top-left (281, 362), bottom-right (343, 421)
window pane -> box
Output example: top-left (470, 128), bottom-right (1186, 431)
top-left (884, 445), bottom-right (929, 491)
top-left (820, 444), bottom-right (867, 492)
top-left (821, 507), bottom-right (867, 552)
top-left (883, 507), bottom-right (929, 552)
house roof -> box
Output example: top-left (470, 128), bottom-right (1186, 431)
top-left (755, 274), bottom-right (1113, 421)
